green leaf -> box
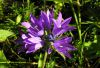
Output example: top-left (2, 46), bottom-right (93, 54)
top-left (7, 18), bottom-right (16, 25)
top-left (0, 50), bottom-right (7, 61)
top-left (96, 51), bottom-right (100, 56)
top-left (93, 35), bottom-right (97, 43)
top-left (0, 50), bottom-right (8, 67)
top-left (0, 29), bottom-right (14, 42)
top-left (84, 41), bottom-right (92, 47)
top-left (16, 14), bottom-right (22, 25)
top-left (84, 0), bottom-right (92, 3)
top-left (47, 0), bottom-right (69, 3)
top-left (46, 60), bottom-right (55, 68)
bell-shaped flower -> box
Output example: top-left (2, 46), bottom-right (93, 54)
top-left (21, 14), bottom-right (44, 53)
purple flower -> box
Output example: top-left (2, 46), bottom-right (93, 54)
top-left (21, 10), bottom-right (76, 58)
top-left (21, 14), bottom-right (44, 53)
top-left (41, 11), bottom-right (76, 58)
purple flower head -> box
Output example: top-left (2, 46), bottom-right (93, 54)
top-left (21, 10), bottom-right (76, 58)
top-left (21, 14), bottom-right (44, 53)
top-left (41, 11), bottom-right (76, 58)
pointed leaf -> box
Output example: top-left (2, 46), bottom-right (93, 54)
top-left (0, 30), bottom-right (14, 42)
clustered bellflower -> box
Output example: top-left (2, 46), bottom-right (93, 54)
top-left (21, 10), bottom-right (76, 58)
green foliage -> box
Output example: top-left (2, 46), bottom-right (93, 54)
top-left (84, 41), bottom-right (92, 47)
top-left (0, 30), bottom-right (14, 42)
top-left (0, 50), bottom-right (7, 61)
top-left (46, 60), bottom-right (55, 68)
top-left (16, 14), bottom-right (22, 25)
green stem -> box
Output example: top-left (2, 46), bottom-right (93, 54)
top-left (77, 0), bottom-right (83, 67)
top-left (44, 0), bottom-right (46, 11)
top-left (42, 51), bottom-right (48, 68)
top-left (0, 61), bottom-right (37, 64)
top-left (23, 0), bottom-right (24, 4)
top-left (38, 53), bottom-right (43, 68)
top-left (69, 0), bottom-right (81, 40)
top-left (27, 0), bottom-right (30, 9)
top-left (77, 0), bottom-right (81, 40)
top-left (38, 51), bottom-right (48, 68)
top-left (69, 0), bottom-right (83, 67)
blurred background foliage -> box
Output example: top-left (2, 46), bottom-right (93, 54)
top-left (0, 0), bottom-right (100, 68)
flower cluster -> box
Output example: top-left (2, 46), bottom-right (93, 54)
top-left (21, 10), bottom-right (76, 58)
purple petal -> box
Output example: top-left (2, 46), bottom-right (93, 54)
top-left (38, 30), bottom-right (44, 36)
top-left (53, 38), bottom-right (76, 58)
top-left (28, 37), bottom-right (42, 43)
top-left (37, 17), bottom-right (43, 29)
top-left (52, 12), bottom-right (62, 28)
top-left (35, 43), bottom-right (42, 50)
top-left (52, 19), bottom-right (61, 28)
top-left (22, 34), bottom-right (28, 39)
top-left (57, 12), bottom-right (62, 28)
top-left (30, 14), bottom-right (43, 30)
top-left (27, 27), bottom-right (42, 37)
top-left (47, 10), bottom-right (53, 24)
top-left (52, 26), bottom-right (75, 37)
top-left (30, 14), bottom-right (37, 24)
top-left (65, 44), bottom-right (77, 51)
top-left (50, 9), bottom-right (54, 18)
top-left (21, 34), bottom-right (30, 40)
top-left (24, 43), bottom-right (35, 49)
top-left (28, 33), bottom-right (35, 37)
top-left (22, 21), bottom-right (43, 37)
top-left (54, 43), bottom-right (72, 58)
top-left (27, 25), bottom-right (44, 36)
top-left (23, 39), bottom-right (32, 44)
top-left (26, 42), bottom-right (43, 53)
top-left (23, 36), bottom-right (42, 45)
top-left (48, 48), bottom-right (52, 54)
top-left (64, 37), bottom-right (72, 43)
top-left (49, 9), bottom-right (54, 24)
top-left (53, 42), bottom-right (72, 58)
top-left (62, 51), bottom-right (72, 58)
top-left (26, 45), bottom-right (35, 53)
top-left (41, 11), bottom-right (51, 29)
top-left (47, 10), bottom-right (50, 19)
top-left (54, 42), bottom-right (76, 51)
top-left (22, 22), bottom-right (31, 28)
top-left (56, 37), bottom-right (72, 43)
top-left (62, 17), bottom-right (72, 27)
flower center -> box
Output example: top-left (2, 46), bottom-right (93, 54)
top-left (47, 34), bottom-right (54, 42)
